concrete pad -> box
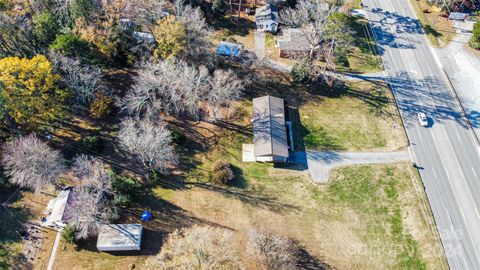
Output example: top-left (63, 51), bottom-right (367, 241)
top-left (306, 151), bottom-right (411, 183)
top-left (242, 144), bottom-right (255, 162)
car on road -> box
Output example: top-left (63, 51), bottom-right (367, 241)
top-left (417, 112), bottom-right (428, 127)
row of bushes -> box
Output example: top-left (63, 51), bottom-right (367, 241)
top-left (470, 21), bottom-right (480, 50)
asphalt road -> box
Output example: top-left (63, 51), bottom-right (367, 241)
top-left (363, 0), bottom-right (480, 269)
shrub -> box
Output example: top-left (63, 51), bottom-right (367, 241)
top-left (111, 172), bottom-right (141, 206)
top-left (212, 0), bottom-right (226, 18)
top-left (246, 229), bottom-right (298, 270)
top-left (291, 59), bottom-right (313, 84)
top-left (143, 226), bottom-right (242, 270)
top-left (50, 34), bottom-right (92, 59)
top-left (89, 92), bottom-right (114, 119)
top-left (113, 193), bottom-right (131, 206)
top-left (70, 0), bottom-right (95, 20)
top-left (286, 0), bottom-right (297, 8)
top-left (62, 225), bottom-right (77, 244)
top-left (211, 161), bottom-right (235, 185)
top-left (82, 135), bottom-right (104, 152)
top-left (33, 11), bottom-right (60, 46)
top-left (469, 21), bottom-right (480, 50)
top-left (111, 173), bottom-right (141, 195)
top-left (0, 0), bottom-right (9, 11)
top-left (171, 130), bottom-right (186, 145)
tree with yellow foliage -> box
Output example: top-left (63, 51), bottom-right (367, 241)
top-left (0, 55), bottom-right (69, 130)
top-left (153, 16), bottom-right (187, 60)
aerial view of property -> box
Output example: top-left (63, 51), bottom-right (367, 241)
top-left (1, 0), bottom-right (479, 269)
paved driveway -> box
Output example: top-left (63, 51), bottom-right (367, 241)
top-left (305, 150), bottom-right (410, 183)
top-left (254, 31), bottom-right (266, 59)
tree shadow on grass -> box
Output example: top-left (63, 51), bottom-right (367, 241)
top-left (230, 164), bottom-right (248, 189)
top-left (297, 246), bottom-right (333, 270)
top-left (210, 17), bottom-right (253, 38)
top-left (423, 24), bottom-right (442, 38)
top-left (0, 190), bottom-right (35, 270)
top-left (75, 188), bottom-right (232, 255)
top-left (187, 182), bottom-right (299, 214)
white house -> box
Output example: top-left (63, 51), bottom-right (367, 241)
top-left (255, 4), bottom-right (279, 33)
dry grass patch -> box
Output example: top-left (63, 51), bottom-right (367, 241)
top-left (158, 159), bottom-right (447, 269)
top-left (409, 0), bottom-right (456, 47)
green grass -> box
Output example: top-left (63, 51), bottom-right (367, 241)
top-left (0, 205), bottom-right (28, 270)
top-left (343, 17), bottom-right (383, 73)
top-left (265, 33), bottom-right (275, 49)
top-left (298, 82), bottom-right (405, 151)
top-left (326, 165), bottom-right (427, 270)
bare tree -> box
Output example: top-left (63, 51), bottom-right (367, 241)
top-left (72, 154), bottom-right (112, 193)
top-left (0, 12), bottom-right (40, 58)
top-left (121, 60), bottom-right (245, 120)
top-left (280, 0), bottom-right (353, 84)
top-left (69, 186), bottom-right (116, 239)
top-left (279, 0), bottom-right (338, 59)
top-left (49, 52), bottom-right (103, 104)
top-left (246, 228), bottom-right (299, 270)
top-left (207, 69), bottom-right (244, 119)
top-left (1, 134), bottom-right (65, 193)
top-left (144, 225), bottom-right (243, 270)
top-left (174, 0), bottom-right (214, 65)
top-left (118, 118), bottom-right (177, 172)
top-left (120, 60), bottom-right (209, 118)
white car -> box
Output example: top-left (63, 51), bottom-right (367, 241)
top-left (417, 112), bottom-right (428, 127)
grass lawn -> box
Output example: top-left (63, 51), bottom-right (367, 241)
top-left (0, 204), bottom-right (24, 270)
top-left (408, 0), bottom-right (456, 47)
top-left (299, 80), bottom-right (407, 151)
top-left (212, 16), bottom-right (255, 50)
top-left (342, 17), bottom-right (384, 73)
top-left (162, 126), bottom-right (446, 269)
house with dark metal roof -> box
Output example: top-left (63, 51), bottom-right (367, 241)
top-left (252, 95), bottom-right (289, 163)
top-left (277, 28), bottom-right (310, 58)
top-left (216, 41), bottom-right (244, 57)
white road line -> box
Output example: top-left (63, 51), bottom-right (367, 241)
top-left (473, 168), bottom-right (478, 178)
top-left (458, 205), bottom-right (480, 263)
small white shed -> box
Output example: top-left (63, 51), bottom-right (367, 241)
top-left (96, 224), bottom-right (143, 251)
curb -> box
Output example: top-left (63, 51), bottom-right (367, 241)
top-left (442, 69), bottom-right (480, 147)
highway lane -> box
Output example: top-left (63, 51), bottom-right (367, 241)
top-left (363, 0), bottom-right (480, 269)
